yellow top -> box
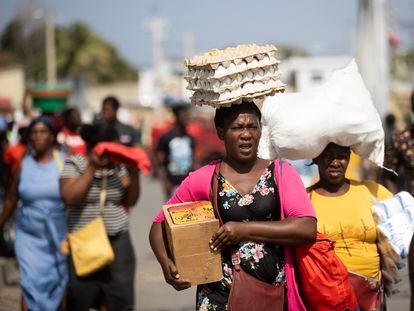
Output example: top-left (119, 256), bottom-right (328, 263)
top-left (309, 180), bottom-right (393, 279)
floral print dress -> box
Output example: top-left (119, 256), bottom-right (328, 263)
top-left (196, 162), bottom-right (285, 311)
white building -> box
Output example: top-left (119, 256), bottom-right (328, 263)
top-left (0, 65), bottom-right (25, 109)
top-left (280, 56), bottom-right (352, 92)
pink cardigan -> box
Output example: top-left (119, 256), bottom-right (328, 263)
top-left (153, 160), bottom-right (316, 311)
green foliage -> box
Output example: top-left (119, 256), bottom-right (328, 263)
top-left (0, 19), bottom-right (46, 81)
top-left (276, 44), bottom-right (307, 59)
top-left (0, 18), bottom-right (138, 83)
top-left (391, 48), bottom-right (414, 82)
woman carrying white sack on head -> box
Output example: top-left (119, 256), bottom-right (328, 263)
top-left (258, 60), bottom-right (394, 310)
top-left (308, 142), bottom-right (392, 310)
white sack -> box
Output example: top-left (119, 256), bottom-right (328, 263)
top-left (258, 59), bottom-right (385, 166)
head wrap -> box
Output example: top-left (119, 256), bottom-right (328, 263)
top-left (27, 116), bottom-right (57, 137)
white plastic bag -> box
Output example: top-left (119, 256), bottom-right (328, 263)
top-left (373, 191), bottom-right (414, 259)
top-left (372, 191), bottom-right (414, 295)
top-left (373, 192), bottom-right (414, 224)
top-left (258, 59), bottom-right (385, 166)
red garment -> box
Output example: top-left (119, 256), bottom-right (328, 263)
top-left (295, 233), bottom-right (357, 311)
top-left (4, 143), bottom-right (26, 172)
top-left (57, 127), bottom-right (86, 154)
top-left (93, 142), bottom-right (151, 176)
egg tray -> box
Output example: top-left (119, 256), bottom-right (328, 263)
top-left (187, 70), bottom-right (282, 93)
top-left (190, 86), bottom-right (285, 108)
top-left (184, 44), bottom-right (285, 107)
top-left (184, 56), bottom-right (280, 80)
top-left (184, 44), bottom-right (278, 69)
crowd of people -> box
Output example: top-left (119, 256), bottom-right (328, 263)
top-left (0, 96), bottom-right (143, 310)
top-left (149, 89), bottom-right (414, 310)
top-left (0, 82), bottom-right (413, 311)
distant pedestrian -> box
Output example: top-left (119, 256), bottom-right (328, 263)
top-left (0, 116), bottom-right (67, 311)
top-left (101, 96), bottom-right (141, 147)
top-left (3, 122), bottom-right (28, 179)
top-left (155, 104), bottom-right (195, 199)
top-left (57, 108), bottom-right (86, 154)
top-left (384, 113), bottom-right (396, 148)
top-left (60, 122), bottom-right (140, 311)
top-left (384, 89), bottom-right (414, 195)
top-left (0, 116), bottom-right (8, 199)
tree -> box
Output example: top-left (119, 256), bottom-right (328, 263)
top-left (0, 18), bottom-right (138, 83)
top-left (391, 48), bottom-right (414, 82)
top-left (0, 18), bottom-right (46, 81)
top-left (55, 22), bottom-right (138, 83)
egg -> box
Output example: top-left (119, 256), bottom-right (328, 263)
top-left (228, 62), bottom-right (237, 73)
top-left (247, 70), bottom-right (254, 79)
top-left (262, 55), bottom-right (270, 66)
top-left (239, 60), bottom-right (248, 71)
top-left (251, 57), bottom-right (259, 67)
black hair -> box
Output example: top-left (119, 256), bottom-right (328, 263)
top-left (102, 96), bottom-right (121, 110)
top-left (310, 143), bottom-right (351, 166)
top-left (19, 126), bottom-right (28, 144)
top-left (385, 113), bottom-right (396, 127)
top-left (80, 122), bottom-right (119, 151)
top-left (171, 104), bottom-right (190, 117)
top-left (61, 108), bottom-right (79, 124)
top-left (214, 101), bottom-right (261, 129)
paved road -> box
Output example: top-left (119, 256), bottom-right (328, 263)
top-left (132, 176), bottom-right (194, 311)
top-left (0, 175), bottom-right (411, 310)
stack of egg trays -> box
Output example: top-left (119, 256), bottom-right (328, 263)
top-left (184, 45), bottom-right (285, 107)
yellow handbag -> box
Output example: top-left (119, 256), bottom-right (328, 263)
top-left (67, 171), bottom-right (115, 277)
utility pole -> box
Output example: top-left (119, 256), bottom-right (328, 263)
top-left (45, 14), bottom-right (56, 85)
top-left (146, 17), bottom-right (166, 73)
top-left (142, 17), bottom-right (167, 107)
top-left (33, 8), bottom-right (56, 85)
top-left (356, 0), bottom-right (390, 118)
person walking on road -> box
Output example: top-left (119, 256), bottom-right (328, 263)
top-left (60, 122), bottom-right (140, 311)
top-left (0, 116), bottom-right (67, 311)
top-left (384, 89), bottom-right (414, 195)
top-left (101, 96), bottom-right (141, 147)
top-left (155, 103), bottom-right (195, 199)
top-left (309, 142), bottom-right (393, 310)
top-left (57, 108), bottom-right (86, 155)
top-left (150, 102), bottom-right (316, 310)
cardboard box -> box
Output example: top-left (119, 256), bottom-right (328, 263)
top-left (163, 201), bottom-right (223, 285)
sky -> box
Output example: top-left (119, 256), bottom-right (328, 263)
top-left (1, 0), bottom-right (413, 69)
